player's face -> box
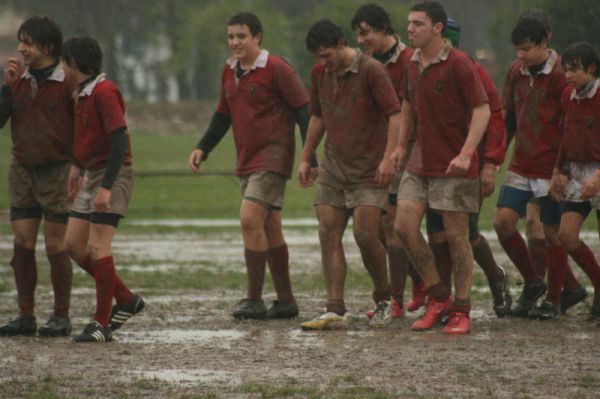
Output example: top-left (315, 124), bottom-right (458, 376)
top-left (514, 40), bottom-right (548, 67)
top-left (18, 35), bottom-right (46, 68)
top-left (355, 22), bottom-right (387, 56)
top-left (313, 46), bottom-right (342, 72)
top-left (564, 63), bottom-right (596, 91)
top-left (407, 11), bottom-right (441, 49)
top-left (227, 24), bottom-right (261, 63)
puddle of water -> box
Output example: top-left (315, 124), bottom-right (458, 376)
top-left (119, 329), bottom-right (246, 348)
top-left (129, 368), bottom-right (241, 386)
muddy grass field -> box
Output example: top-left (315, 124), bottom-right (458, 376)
top-left (1, 226), bottom-right (600, 399)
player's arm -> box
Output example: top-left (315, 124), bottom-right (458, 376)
top-left (188, 111), bottom-right (231, 173)
top-left (377, 111), bottom-right (401, 185)
top-left (0, 58), bottom-right (20, 128)
top-left (93, 127), bottom-right (128, 213)
top-left (390, 100), bottom-right (414, 170)
top-left (446, 103), bottom-right (490, 175)
top-left (298, 114), bottom-right (325, 188)
top-left (292, 103), bottom-right (318, 168)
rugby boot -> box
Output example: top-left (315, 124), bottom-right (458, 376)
top-left (511, 281), bottom-right (547, 317)
top-left (0, 314), bottom-right (36, 336)
top-left (560, 286), bottom-right (587, 315)
top-left (586, 291), bottom-right (600, 322)
top-left (301, 312), bottom-right (348, 330)
top-left (367, 298), bottom-right (404, 319)
top-left (38, 315), bottom-right (72, 337)
top-left (529, 300), bottom-right (559, 320)
top-left (73, 321), bottom-right (112, 343)
top-left (441, 312), bottom-right (471, 334)
top-left (232, 298), bottom-right (267, 320)
top-left (411, 297), bottom-right (452, 331)
top-left (266, 300), bottom-right (299, 319)
top-left (109, 295), bottom-right (146, 331)
top-left (407, 281), bottom-right (426, 312)
top-left (491, 267), bottom-right (512, 318)
top-left (369, 300), bottom-right (392, 328)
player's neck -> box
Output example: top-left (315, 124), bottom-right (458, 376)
top-left (419, 37), bottom-right (445, 65)
top-left (238, 48), bottom-right (261, 70)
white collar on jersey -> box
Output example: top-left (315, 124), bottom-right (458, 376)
top-left (78, 73), bottom-right (107, 97)
top-left (226, 49), bottom-right (269, 71)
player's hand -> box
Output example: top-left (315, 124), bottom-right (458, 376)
top-left (188, 149), bottom-right (204, 173)
top-left (549, 169), bottom-right (568, 202)
top-left (3, 58), bottom-right (21, 87)
top-left (480, 163), bottom-right (496, 198)
top-left (67, 165), bottom-right (83, 203)
top-left (446, 153), bottom-right (471, 176)
top-left (376, 157), bottom-right (394, 187)
top-left (389, 146), bottom-right (405, 171)
top-left (297, 160), bottom-right (316, 188)
top-left (93, 188), bottom-right (111, 213)
top-left (581, 169), bottom-right (600, 200)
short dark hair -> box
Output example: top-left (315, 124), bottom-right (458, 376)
top-left (518, 9), bottom-right (552, 35)
top-left (511, 18), bottom-right (548, 46)
top-left (228, 12), bottom-right (263, 37)
top-left (562, 42), bottom-right (600, 77)
top-left (410, 1), bottom-right (447, 29)
top-left (18, 16), bottom-right (62, 58)
top-left (306, 19), bottom-right (345, 53)
top-left (62, 36), bottom-right (103, 76)
top-left (351, 3), bottom-right (394, 35)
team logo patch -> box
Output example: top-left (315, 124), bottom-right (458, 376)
top-left (587, 117), bottom-right (595, 128)
top-left (248, 84), bottom-right (257, 97)
top-left (48, 100), bottom-right (57, 113)
top-left (82, 114), bottom-right (89, 127)
top-left (435, 80), bottom-right (444, 93)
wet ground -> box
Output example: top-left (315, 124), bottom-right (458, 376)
top-left (1, 228), bottom-right (600, 398)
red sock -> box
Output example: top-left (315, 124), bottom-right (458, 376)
top-left (546, 245), bottom-right (568, 305)
top-left (267, 244), bottom-right (295, 304)
top-left (245, 248), bottom-right (267, 300)
top-left (431, 242), bottom-right (452, 292)
top-left (11, 245), bottom-right (37, 316)
top-left (93, 256), bottom-right (117, 327)
top-left (528, 239), bottom-right (548, 280)
top-left (500, 233), bottom-right (540, 286)
top-left (80, 254), bottom-right (134, 305)
top-left (569, 242), bottom-right (600, 291)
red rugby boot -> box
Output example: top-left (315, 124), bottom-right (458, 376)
top-left (390, 298), bottom-right (405, 319)
top-left (407, 281), bottom-right (426, 312)
top-left (442, 312), bottom-right (471, 334)
top-left (411, 297), bottom-right (452, 331)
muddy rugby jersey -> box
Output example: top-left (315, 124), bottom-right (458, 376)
top-left (216, 50), bottom-right (309, 178)
top-left (502, 50), bottom-right (568, 179)
top-left (310, 50), bottom-right (401, 190)
top-left (400, 47), bottom-right (488, 178)
top-left (0, 64), bottom-right (74, 167)
top-left (74, 74), bottom-right (132, 170)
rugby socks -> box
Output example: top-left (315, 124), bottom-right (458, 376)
top-left (388, 246), bottom-right (410, 305)
top-left (326, 299), bottom-right (346, 316)
top-left (500, 233), bottom-right (540, 286)
top-left (425, 282), bottom-right (450, 303)
top-left (78, 254), bottom-right (134, 305)
top-left (93, 256), bottom-right (116, 328)
top-left (48, 250), bottom-right (72, 317)
top-left (472, 234), bottom-right (504, 288)
top-left (451, 297), bottom-right (471, 314)
top-left (545, 244), bottom-right (568, 305)
top-left (267, 244), bottom-right (295, 304)
top-left (569, 241), bottom-right (600, 291)
top-left (11, 245), bottom-right (37, 316)
top-left (245, 248), bottom-right (267, 300)
top-left (408, 263), bottom-right (422, 284)
top-left (528, 239), bottom-right (548, 280)
top-left (431, 241), bottom-right (452, 292)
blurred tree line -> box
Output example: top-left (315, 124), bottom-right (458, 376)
top-left (1, 0), bottom-right (599, 102)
